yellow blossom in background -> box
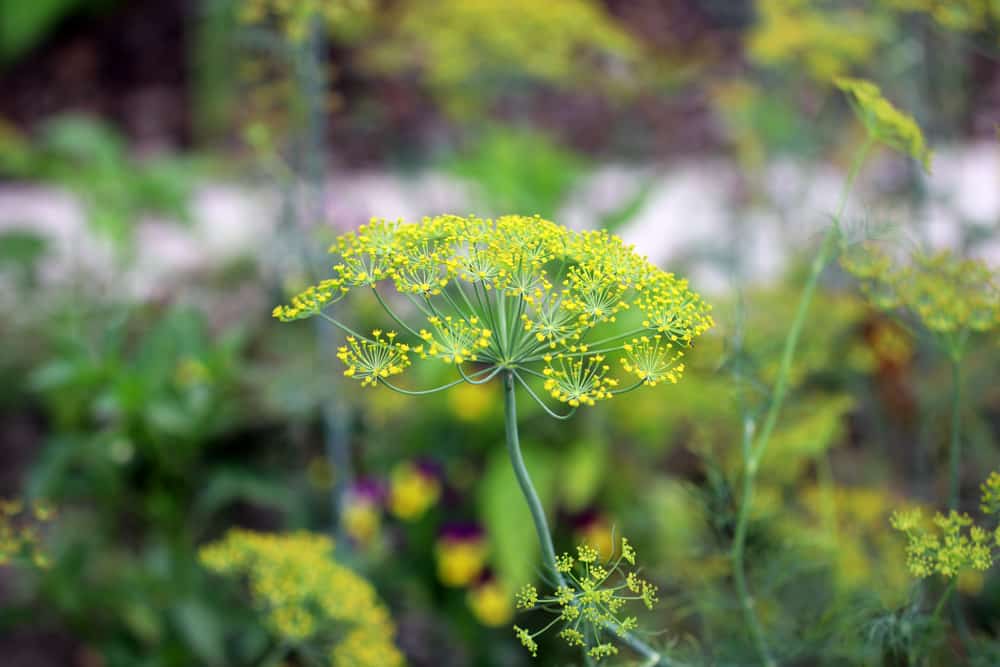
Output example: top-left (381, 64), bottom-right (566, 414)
top-left (368, 0), bottom-right (638, 114)
top-left (468, 579), bottom-right (513, 627)
top-left (448, 381), bottom-right (494, 421)
top-left (342, 497), bottom-right (381, 547)
top-left (200, 530), bottom-right (404, 667)
top-left (574, 516), bottom-right (616, 562)
top-left (388, 462), bottom-right (441, 521)
top-left (435, 532), bottom-right (488, 587)
top-left (795, 485), bottom-right (911, 603)
top-left (749, 0), bottom-right (884, 80)
top-left (842, 246), bottom-right (1000, 359)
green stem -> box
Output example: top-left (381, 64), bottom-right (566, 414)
top-left (932, 578), bottom-right (957, 623)
top-left (502, 371), bottom-right (563, 585)
top-left (732, 419), bottom-right (775, 667)
top-left (948, 357), bottom-right (962, 511)
top-left (501, 371), bottom-right (679, 666)
top-left (729, 136), bottom-right (874, 666)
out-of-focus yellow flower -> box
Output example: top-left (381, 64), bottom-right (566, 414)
top-left (468, 578), bottom-right (512, 626)
top-left (749, 0), bottom-right (883, 80)
top-left (342, 485), bottom-right (382, 547)
top-left (200, 530), bottom-right (404, 667)
top-left (573, 513), bottom-right (615, 562)
top-left (435, 528), bottom-right (488, 587)
top-left (448, 381), bottom-right (494, 421)
top-left (388, 461), bottom-right (441, 521)
top-left (368, 0), bottom-right (637, 114)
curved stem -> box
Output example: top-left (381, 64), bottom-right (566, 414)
top-left (932, 578), bottom-right (958, 622)
top-left (502, 371), bottom-right (564, 584)
top-left (381, 367), bottom-right (493, 396)
top-left (513, 371), bottom-right (577, 420)
top-left (948, 358), bottom-right (962, 510)
top-left (729, 136), bottom-right (874, 666)
top-left (371, 287), bottom-right (421, 338)
top-left (501, 371), bottom-right (679, 666)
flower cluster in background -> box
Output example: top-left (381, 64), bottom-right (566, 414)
top-left (200, 529), bottom-right (405, 667)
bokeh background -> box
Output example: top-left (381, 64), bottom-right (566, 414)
top-left (1, 1), bottom-right (1000, 666)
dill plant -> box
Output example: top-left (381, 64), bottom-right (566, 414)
top-left (728, 77), bottom-right (932, 666)
top-left (274, 213), bottom-right (714, 663)
top-left (200, 530), bottom-right (404, 667)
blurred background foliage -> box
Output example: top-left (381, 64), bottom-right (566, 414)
top-left (1, 0), bottom-right (999, 665)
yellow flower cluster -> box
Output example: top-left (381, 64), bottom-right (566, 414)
top-left (338, 331), bottom-right (411, 387)
top-left (748, 0), bottom-right (883, 80)
top-left (514, 538), bottom-right (655, 661)
top-left (0, 499), bottom-right (55, 569)
top-left (891, 473), bottom-right (1000, 579)
top-left (621, 334), bottom-right (685, 387)
top-left (368, 0), bottom-right (637, 113)
top-left (842, 245), bottom-right (1000, 359)
top-left (199, 530), bottom-right (404, 667)
top-left (238, 0), bottom-right (373, 42)
top-left (274, 214), bottom-right (713, 410)
top-left (834, 76), bottom-right (933, 171)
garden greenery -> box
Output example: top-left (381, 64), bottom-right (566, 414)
top-left (275, 213), bottom-right (713, 662)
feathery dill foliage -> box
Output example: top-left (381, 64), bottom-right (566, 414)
top-left (200, 530), bottom-right (404, 667)
top-left (273, 214), bottom-right (713, 410)
top-left (891, 472), bottom-right (1000, 579)
top-left (513, 539), bottom-right (656, 662)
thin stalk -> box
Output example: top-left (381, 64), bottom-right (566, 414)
top-left (732, 418), bottom-right (774, 667)
top-left (503, 371), bottom-right (563, 583)
top-left (502, 371), bottom-right (679, 666)
top-left (948, 358), bottom-right (962, 510)
top-left (932, 578), bottom-right (958, 623)
top-left (730, 136), bottom-right (874, 666)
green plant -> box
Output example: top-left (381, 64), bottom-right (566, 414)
top-left (728, 77), bottom-right (931, 666)
top-left (274, 213), bottom-right (713, 663)
top-left (200, 529), bottom-right (404, 667)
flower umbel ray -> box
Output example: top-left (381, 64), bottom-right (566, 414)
top-left (274, 214), bottom-right (713, 412)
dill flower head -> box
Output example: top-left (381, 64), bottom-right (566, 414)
top-left (513, 537), bottom-right (656, 661)
top-left (891, 470), bottom-right (1000, 580)
top-left (834, 76), bottom-right (932, 171)
top-left (369, 0), bottom-right (637, 114)
top-left (200, 530), bottom-right (404, 667)
top-left (842, 245), bottom-right (1000, 359)
top-left (748, 0), bottom-right (881, 80)
top-left (274, 214), bottom-right (713, 417)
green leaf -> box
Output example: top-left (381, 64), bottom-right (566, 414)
top-left (172, 599), bottom-right (226, 666)
top-left (559, 437), bottom-right (607, 512)
top-left (478, 440), bottom-right (555, 591)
